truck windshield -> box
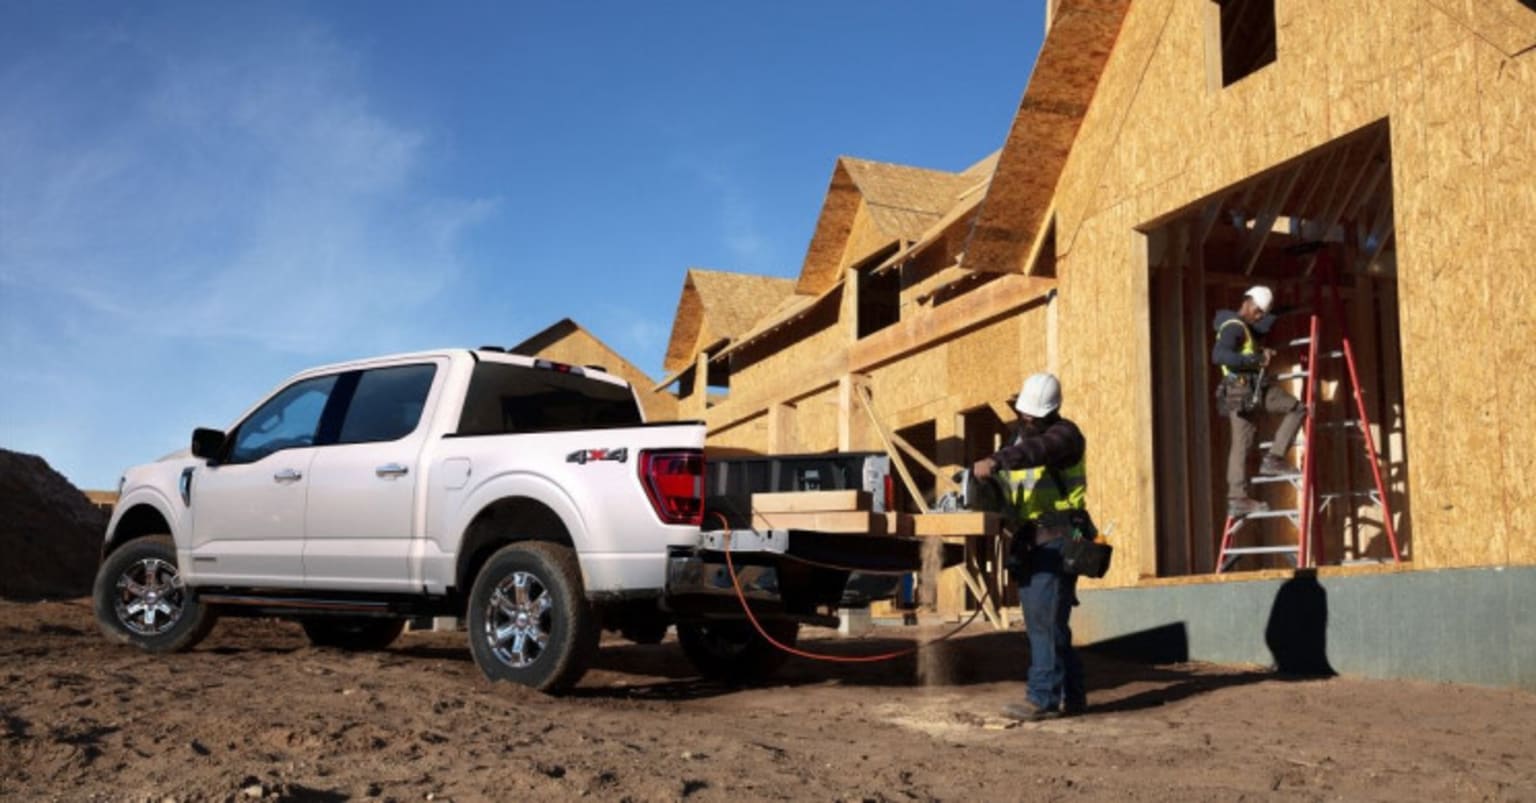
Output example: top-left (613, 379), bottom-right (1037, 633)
top-left (456, 362), bottom-right (641, 435)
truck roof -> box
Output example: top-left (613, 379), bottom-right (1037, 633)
top-left (294, 348), bottom-right (631, 389)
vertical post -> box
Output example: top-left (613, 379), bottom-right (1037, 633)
top-left (1186, 223), bottom-right (1215, 571)
top-left (767, 402), bottom-right (797, 455)
top-left (838, 374), bottom-right (873, 452)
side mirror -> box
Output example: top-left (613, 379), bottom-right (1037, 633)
top-left (191, 428), bottom-right (227, 461)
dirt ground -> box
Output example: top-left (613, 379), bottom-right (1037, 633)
top-left (2, 599), bottom-right (1533, 802)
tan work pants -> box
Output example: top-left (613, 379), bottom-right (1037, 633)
top-left (1227, 384), bottom-right (1305, 499)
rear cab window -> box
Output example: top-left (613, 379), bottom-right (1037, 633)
top-left (334, 363), bottom-right (438, 444)
top-left (457, 362), bottom-right (640, 435)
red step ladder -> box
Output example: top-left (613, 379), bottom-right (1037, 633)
top-left (1217, 254), bottom-right (1403, 572)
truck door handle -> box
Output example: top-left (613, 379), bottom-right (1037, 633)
top-left (273, 468), bottom-right (303, 483)
top-left (375, 463), bottom-right (410, 478)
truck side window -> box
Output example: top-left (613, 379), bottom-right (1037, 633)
top-left (458, 363), bottom-right (641, 435)
top-left (336, 364), bottom-right (438, 445)
top-left (225, 375), bottom-right (339, 464)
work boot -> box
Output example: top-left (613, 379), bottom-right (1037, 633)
top-left (1060, 698), bottom-right (1087, 716)
top-left (1227, 497), bottom-right (1270, 518)
top-left (1001, 701), bottom-right (1062, 723)
top-left (1259, 454), bottom-right (1297, 477)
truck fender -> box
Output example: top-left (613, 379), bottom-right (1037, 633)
top-left (105, 486), bottom-right (182, 554)
top-left (445, 471), bottom-right (591, 587)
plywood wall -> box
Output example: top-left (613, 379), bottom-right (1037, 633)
top-left (1048, 0), bottom-right (1536, 581)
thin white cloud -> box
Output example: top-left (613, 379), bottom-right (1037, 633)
top-left (0, 16), bottom-right (497, 356)
top-left (0, 11), bottom-right (498, 486)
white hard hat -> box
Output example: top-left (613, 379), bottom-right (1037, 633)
top-left (1013, 373), bottom-right (1062, 417)
top-left (1245, 285), bottom-right (1274, 313)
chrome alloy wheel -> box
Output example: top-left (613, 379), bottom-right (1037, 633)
top-left (484, 571), bottom-right (554, 668)
top-left (114, 557), bottom-right (186, 636)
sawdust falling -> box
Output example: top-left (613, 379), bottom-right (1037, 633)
top-left (916, 536), bottom-right (950, 687)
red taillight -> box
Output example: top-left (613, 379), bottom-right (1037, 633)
top-left (639, 449), bottom-right (704, 526)
top-left (884, 472), bottom-right (894, 513)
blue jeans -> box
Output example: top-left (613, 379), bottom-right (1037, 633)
top-left (1019, 538), bottom-right (1084, 709)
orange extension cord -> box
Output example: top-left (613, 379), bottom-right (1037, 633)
top-left (714, 512), bottom-right (989, 663)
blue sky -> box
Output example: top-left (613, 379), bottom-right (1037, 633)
top-left (0, 1), bottom-right (1045, 489)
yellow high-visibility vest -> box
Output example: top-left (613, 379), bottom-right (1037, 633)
top-left (1001, 457), bottom-right (1087, 522)
top-left (1217, 318), bottom-right (1256, 377)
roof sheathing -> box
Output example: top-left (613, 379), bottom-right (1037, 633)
top-left (661, 268), bottom-right (795, 373)
top-left (964, 0), bottom-right (1132, 274)
top-left (843, 158), bottom-right (977, 242)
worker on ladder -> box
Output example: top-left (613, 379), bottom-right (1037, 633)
top-left (972, 372), bottom-right (1088, 721)
top-left (1213, 285), bottom-right (1305, 517)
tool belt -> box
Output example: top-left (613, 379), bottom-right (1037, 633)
top-left (1216, 372), bottom-right (1261, 416)
top-left (1007, 509), bottom-right (1107, 577)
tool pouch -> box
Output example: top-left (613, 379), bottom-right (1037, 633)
top-left (1216, 373), bottom-right (1258, 416)
top-left (1062, 535), bottom-right (1112, 578)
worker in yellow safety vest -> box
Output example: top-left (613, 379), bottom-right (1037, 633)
top-left (1212, 285), bottom-right (1305, 518)
top-left (972, 372), bottom-right (1088, 721)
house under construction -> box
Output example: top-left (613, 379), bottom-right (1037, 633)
top-left (523, 0), bottom-right (1536, 689)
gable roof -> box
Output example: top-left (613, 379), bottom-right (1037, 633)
top-left (661, 268), bottom-right (797, 372)
top-left (714, 151), bottom-right (1004, 365)
top-left (963, 0), bottom-right (1132, 273)
top-left (794, 156), bottom-right (983, 295)
top-left (842, 158), bottom-right (977, 242)
top-left (510, 317), bottom-right (652, 385)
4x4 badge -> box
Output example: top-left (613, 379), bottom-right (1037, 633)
top-left (566, 448), bottom-right (628, 465)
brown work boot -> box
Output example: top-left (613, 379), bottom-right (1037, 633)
top-left (1001, 701), bottom-right (1062, 723)
top-left (1227, 497), bottom-right (1270, 518)
top-left (1259, 454), bottom-right (1297, 477)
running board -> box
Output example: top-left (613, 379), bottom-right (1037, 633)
top-left (198, 592), bottom-right (438, 618)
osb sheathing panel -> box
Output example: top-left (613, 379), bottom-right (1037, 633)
top-left (1482, 51), bottom-right (1536, 566)
top-left (1390, 40), bottom-right (1503, 570)
top-left (841, 201), bottom-right (891, 272)
top-left (945, 313), bottom-right (1042, 410)
top-left (730, 322), bottom-right (848, 404)
top-left (1055, 201), bottom-right (1152, 587)
top-left (867, 346), bottom-right (952, 428)
top-left (1417, 0), bottom-right (1536, 57)
top-left (797, 163), bottom-right (861, 295)
top-left (965, 0), bottom-right (1132, 274)
top-left (793, 386), bottom-right (842, 454)
top-left (1045, 0), bottom-right (1536, 577)
top-left (710, 411), bottom-right (769, 455)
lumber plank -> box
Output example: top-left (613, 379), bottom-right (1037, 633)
top-left (751, 490), bottom-right (871, 514)
top-left (901, 512), bottom-right (1004, 538)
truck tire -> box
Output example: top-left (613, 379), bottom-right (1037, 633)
top-left (677, 619), bottom-right (799, 683)
top-left (301, 617), bottom-right (406, 651)
top-left (93, 535), bottom-right (217, 653)
top-left (466, 541), bottom-right (596, 693)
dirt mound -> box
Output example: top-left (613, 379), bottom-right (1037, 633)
top-left (0, 449), bottom-right (107, 600)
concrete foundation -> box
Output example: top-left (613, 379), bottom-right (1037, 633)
top-left (1074, 566), bottom-right (1536, 691)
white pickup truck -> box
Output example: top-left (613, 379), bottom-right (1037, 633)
top-left (93, 348), bottom-right (715, 692)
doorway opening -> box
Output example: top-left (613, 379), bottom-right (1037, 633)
top-left (1142, 120), bottom-right (1411, 576)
